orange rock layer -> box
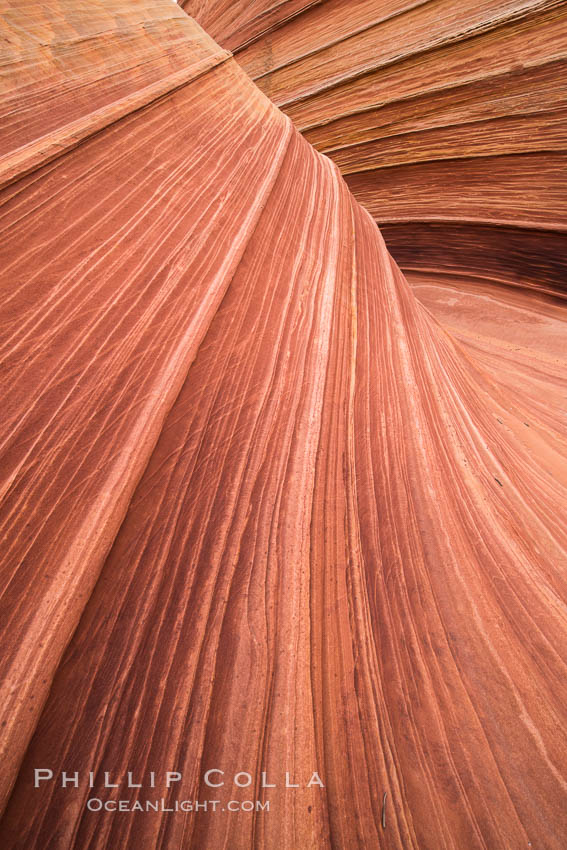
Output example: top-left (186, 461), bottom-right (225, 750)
top-left (0, 1), bottom-right (566, 849)
top-left (185, 0), bottom-right (567, 296)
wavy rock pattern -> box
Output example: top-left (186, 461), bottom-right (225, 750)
top-left (185, 0), bottom-right (567, 296)
top-left (0, 1), bottom-right (566, 849)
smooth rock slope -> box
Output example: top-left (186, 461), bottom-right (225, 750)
top-left (0, 1), bottom-right (566, 848)
top-left (184, 0), bottom-right (567, 296)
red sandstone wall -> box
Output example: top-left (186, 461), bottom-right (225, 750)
top-left (0, 1), bottom-right (566, 848)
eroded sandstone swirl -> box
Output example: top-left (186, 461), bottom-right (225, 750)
top-left (0, 1), bottom-right (566, 848)
top-left (184, 0), bottom-right (567, 293)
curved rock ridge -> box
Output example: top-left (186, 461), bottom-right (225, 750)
top-left (0, 2), bottom-right (566, 849)
top-left (184, 0), bottom-right (567, 297)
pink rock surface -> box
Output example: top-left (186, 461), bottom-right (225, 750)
top-left (0, 1), bottom-right (566, 848)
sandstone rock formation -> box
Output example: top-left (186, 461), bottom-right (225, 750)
top-left (185, 0), bottom-right (567, 292)
top-left (0, 1), bottom-right (565, 848)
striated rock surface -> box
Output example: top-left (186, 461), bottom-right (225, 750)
top-left (185, 0), bottom-right (567, 298)
top-left (0, 1), bottom-right (566, 849)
